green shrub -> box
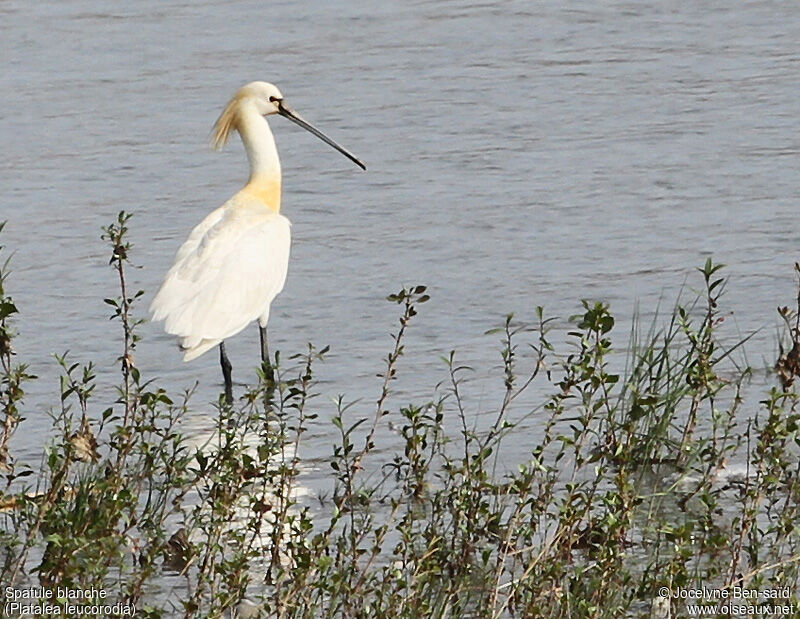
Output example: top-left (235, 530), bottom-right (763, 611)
top-left (1, 214), bottom-right (799, 618)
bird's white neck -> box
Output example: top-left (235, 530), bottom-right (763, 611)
top-left (237, 103), bottom-right (282, 211)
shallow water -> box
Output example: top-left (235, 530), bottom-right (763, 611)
top-left (2, 1), bottom-right (800, 487)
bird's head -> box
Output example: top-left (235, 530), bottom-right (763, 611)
top-left (240, 81), bottom-right (285, 116)
top-left (212, 81), bottom-right (365, 170)
top-left (212, 82), bottom-right (282, 149)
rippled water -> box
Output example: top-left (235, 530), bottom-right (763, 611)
top-left (2, 1), bottom-right (800, 483)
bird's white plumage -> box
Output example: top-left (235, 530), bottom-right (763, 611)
top-left (151, 194), bottom-right (290, 361)
top-left (151, 81), bottom-right (361, 373)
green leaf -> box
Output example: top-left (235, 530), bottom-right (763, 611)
top-left (0, 300), bottom-right (17, 320)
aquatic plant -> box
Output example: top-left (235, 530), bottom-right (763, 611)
top-left (1, 214), bottom-right (799, 618)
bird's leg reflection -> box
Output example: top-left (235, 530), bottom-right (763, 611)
top-left (219, 342), bottom-right (233, 405)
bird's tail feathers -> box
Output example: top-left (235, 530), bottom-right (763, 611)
top-left (182, 338), bottom-right (222, 362)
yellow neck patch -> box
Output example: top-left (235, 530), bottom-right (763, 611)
top-left (240, 178), bottom-right (282, 212)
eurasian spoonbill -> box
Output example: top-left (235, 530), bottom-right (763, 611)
top-left (150, 81), bottom-right (365, 403)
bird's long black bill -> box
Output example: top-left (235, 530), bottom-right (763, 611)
top-left (277, 101), bottom-right (366, 170)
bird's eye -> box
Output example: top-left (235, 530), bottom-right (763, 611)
top-left (269, 96), bottom-right (280, 103)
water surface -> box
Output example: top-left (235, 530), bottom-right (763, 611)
top-left (2, 0), bottom-right (799, 483)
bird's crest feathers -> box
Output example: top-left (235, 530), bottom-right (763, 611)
top-left (211, 94), bottom-right (243, 150)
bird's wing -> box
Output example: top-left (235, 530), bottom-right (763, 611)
top-left (173, 204), bottom-right (228, 264)
top-left (149, 203), bottom-right (228, 322)
top-left (150, 204), bottom-right (291, 356)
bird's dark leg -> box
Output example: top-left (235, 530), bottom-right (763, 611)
top-left (259, 325), bottom-right (270, 365)
top-left (259, 325), bottom-right (275, 383)
top-left (219, 342), bottom-right (233, 405)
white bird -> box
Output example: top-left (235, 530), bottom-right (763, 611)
top-left (150, 81), bottom-right (365, 402)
